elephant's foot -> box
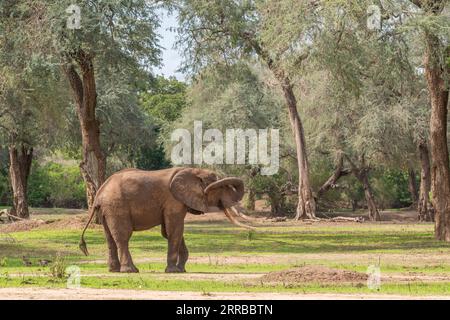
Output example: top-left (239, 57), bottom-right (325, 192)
top-left (165, 265), bottom-right (184, 273)
top-left (176, 265), bottom-right (186, 273)
top-left (108, 261), bottom-right (121, 273)
top-left (109, 265), bottom-right (121, 273)
top-left (120, 264), bottom-right (139, 273)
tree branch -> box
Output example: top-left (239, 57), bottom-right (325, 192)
top-left (317, 153), bottom-right (351, 198)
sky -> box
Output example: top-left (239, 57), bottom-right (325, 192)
top-left (154, 11), bottom-right (185, 81)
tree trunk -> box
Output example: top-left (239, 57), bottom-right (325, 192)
top-left (62, 50), bottom-right (106, 211)
top-left (351, 199), bottom-right (358, 212)
top-left (357, 169), bottom-right (381, 221)
top-left (250, 39), bottom-right (316, 220)
top-left (424, 32), bottom-right (450, 240)
top-left (245, 188), bottom-right (256, 211)
top-left (407, 168), bottom-right (419, 207)
top-left (278, 76), bottom-right (316, 220)
top-left (268, 193), bottom-right (284, 217)
top-left (418, 142), bottom-right (433, 221)
top-left (8, 145), bottom-right (33, 219)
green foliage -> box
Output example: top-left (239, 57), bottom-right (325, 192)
top-left (0, 1), bottom-right (69, 150)
top-left (373, 170), bottom-right (413, 209)
top-left (0, 149), bottom-right (9, 205)
top-left (249, 169), bottom-right (297, 216)
top-left (183, 63), bottom-right (284, 131)
top-left (131, 76), bottom-right (188, 170)
top-left (140, 76), bottom-right (187, 125)
top-left (34, 0), bottom-right (161, 68)
top-left (132, 76), bottom-right (188, 170)
top-left (135, 144), bottom-right (171, 171)
top-left (177, 0), bottom-right (258, 73)
top-left (28, 161), bottom-right (86, 208)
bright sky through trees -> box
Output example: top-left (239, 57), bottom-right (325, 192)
top-left (155, 10), bottom-right (184, 80)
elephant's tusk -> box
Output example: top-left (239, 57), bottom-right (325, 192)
top-left (223, 207), bottom-right (256, 230)
top-left (230, 206), bottom-right (253, 221)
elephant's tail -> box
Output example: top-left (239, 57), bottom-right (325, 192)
top-left (79, 205), bottom-right (100, 256)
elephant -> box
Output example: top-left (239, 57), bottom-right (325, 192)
top-left (79, 167), bottom-right (253, 273)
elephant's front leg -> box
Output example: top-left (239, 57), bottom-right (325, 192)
top-left (163, 217), bottom-right (185, 273)
top-left (177, 237), bottom-right (189, 272)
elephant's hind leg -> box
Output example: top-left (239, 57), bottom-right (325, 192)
top-left (102, 220), bottom-right (120, 272)
top-left (106, 215), bottom-right (139, 273)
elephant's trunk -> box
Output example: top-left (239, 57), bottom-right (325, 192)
top-left (223, 207), bottom-right (255, 230)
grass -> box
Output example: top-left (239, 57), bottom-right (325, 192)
top-left (2, 209), bottom-right (450, 296)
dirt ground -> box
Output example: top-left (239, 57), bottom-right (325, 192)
top-left (261, 266), bottom-right (368, 284)
top-left (0, 205), bottom-right (422, 233)
top-left (0, 287), bottom-right (449, 300)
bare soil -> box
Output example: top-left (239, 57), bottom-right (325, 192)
top-left (0, 207), bottom-right (425, 233)
top-left (0, 213), bottom-right (101, 232)
top-left (0, 287), bottom-right (449, 300)
top-left (0, 219), bottom-right (47, 232)
top-left (261, 266), bottom-right (368, 284)
top-left (39, 214), bottom-right (101, 230)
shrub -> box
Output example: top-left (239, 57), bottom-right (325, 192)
top-left (0, 170), bottom-right (9, 206)
top-left (49, 253), bottom-right (67, 279)
top-left (373, 169), bottom-right (412, 209)
top-left (28, 161), bottom-right (86, 208)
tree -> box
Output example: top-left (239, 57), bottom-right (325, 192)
top-left (0, 1), bottom-right (67, 218)
top-left (32, 0), bottom-right (161, 208)
top-left (408, 86), bottom-right (433, 221)
top-left (177, 0), bottom-right (318, 219)
top-left (409, 0), bottom-right (449, 240)
top-left (297, 1), bottom-right (424, 220)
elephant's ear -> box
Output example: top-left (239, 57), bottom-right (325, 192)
top-left (170, 168), bottom-right (208, 212)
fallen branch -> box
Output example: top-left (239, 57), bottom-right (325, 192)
top-left (329, 216), bottom-right (364, 223)
top-left (5, 211), bottom-right (28, 221)
top-left (295, 216), bottom-right (364, 223)
top-left (0, 209), bottom-right (29, 223)
top-left (266, 217), bottom-right (287, 222)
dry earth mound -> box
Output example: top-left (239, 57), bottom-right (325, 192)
top-left (0, 219), bottom-right (46, 232)
top-left (0, 214), bottom-right (101, 232)
top-left (261, 265), bottom-right (368, 284)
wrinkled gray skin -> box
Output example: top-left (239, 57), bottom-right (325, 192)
top-left (79, 167), bottom-right (251, 273)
